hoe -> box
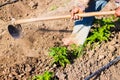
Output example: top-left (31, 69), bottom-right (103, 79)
top-left (0, 11), bottom-right (115, 38)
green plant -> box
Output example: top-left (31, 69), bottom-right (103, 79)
top-left (49, 5), bottom-right (58, 11)
top-left (32, 71), bottom-right (54, 80)
top-left (70, 44), bottom-right (85, 58)
top-left (49, 46), bottom-right (70, 67)
top-left (85, 17), bottom-right (115, 45)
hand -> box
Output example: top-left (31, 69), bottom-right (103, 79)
top-left (115, 7), bottom-right (120, 16)
top-left (71, 6), bottom-right (83, 20)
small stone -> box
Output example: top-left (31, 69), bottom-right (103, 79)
top-left (99, 55), bottom-right (105, 60)
top-left (111, 56), bottom-right (115, 60)
top-left (108, 45), bottom-right (115, 52)
top-left (28, 1), bottom-right (38, 9)
top-left (88, 50), bottom-right (94, 58)
top-left (110, 40), bottom-right (116, 45)
top-left (56, 71), bottom-right (66, 80)
top-left (9, 74), bottom-right (12, 77)
top-left (108, 53), bottom-right (112, 58)
top-left (25, 64), bottom-right (31, 72)
top-left (45, 67), bottom-right (49, 70)
top-left (114, 44), bottom-right (120, 47)
top-left (53, 64), bottom-right (57, 68)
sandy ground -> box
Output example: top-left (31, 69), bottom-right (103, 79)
top-left (0, 0), bottom-right (120, 80)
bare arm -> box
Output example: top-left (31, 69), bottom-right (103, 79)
top-left (71, 0), bottom-right (89, 20)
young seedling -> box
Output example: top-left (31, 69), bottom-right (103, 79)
top-left (70, 44), bottom-right (85, 58)
top-left (86, 17), bottom-right (115, 45)
top-left (49, 5), bottom-right (58, 11)
top-left (32, 71), bottom-right (54, 80)
top-left (49, 46), bottom-right (70, 67)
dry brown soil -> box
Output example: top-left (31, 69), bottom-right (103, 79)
top-left (0, 0), bottom-right (120, 80)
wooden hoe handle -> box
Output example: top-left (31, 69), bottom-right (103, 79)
top-left (13, 11), bottom-right (115, 24)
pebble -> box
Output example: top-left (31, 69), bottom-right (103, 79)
top-left (88, 50), bottom-right (94, 58)
top-left (9, 74), bottom-right (12, 77)
top-left (56, 71), bottom-right (66, 80)
top-left (108, 52), bottom-right (112, 58)
top-left (111, 56), bottom-right (115, 60)
top-left (110, 40), bottom-right (116, 45)
top-left (114, 44), bottom-right (119, 47)
top-left (28, 1), bottom-right (38, 9)
top-left (25, 64), bottom-right (31, 72)
top-left (99, 55), bottom-right (105, 60)
top-left (108, 45), bottom-right (115, 52)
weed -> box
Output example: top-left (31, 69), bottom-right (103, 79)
top-left (32, 71), bottom-right (54, 80)
top-left (49, 46), bottom-right (70, 67)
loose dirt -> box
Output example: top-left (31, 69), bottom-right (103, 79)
top-left (0, 0), bottom-right (120, 80)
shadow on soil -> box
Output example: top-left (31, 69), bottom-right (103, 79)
top-left (38, 28), bottom-right (72, 33)
top-left (111, 20), bottom-right (120, 32)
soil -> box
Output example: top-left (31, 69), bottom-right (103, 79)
top-left (0, 0), bottom-right (120, 80)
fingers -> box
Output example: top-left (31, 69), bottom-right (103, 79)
top-left (71, 7), bottom-right (83, 20)
top-left (71, 7), bottom-right (79, 19)
top-left (115, 7), bottom-right (120, 16)
top-left (73, 15), bottom-right (81, 20)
